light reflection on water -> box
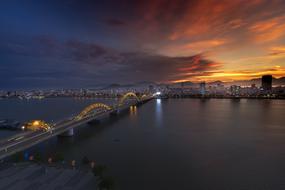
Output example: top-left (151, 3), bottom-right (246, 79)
top-left (129, 105), bottom-right (137, 116)
top-left (155, 98), bottom-right (162, 126)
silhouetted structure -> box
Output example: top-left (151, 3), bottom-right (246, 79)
top-left (200, 82), bottom-right (206, 96)
top-left (262, 75), bottom-right (272, 91)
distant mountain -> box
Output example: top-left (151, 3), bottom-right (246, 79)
top-left (274, 77), bottom-right (285, 86)
top-left (103, 83), bottom-right (134, 89)
top-left (102, 81), bottom-right (157, 89)
top-left (173, 81), bottom-right (194, 86)
top-left (225, 77), bottom-right (285, 87)
top-left (225, 78), bottom-right (261, 87)
top-left (172, 77), bottom-right (285, 87)
top-left (182, 81), bottom-right (194, 86)
top-left (135, 81), bottom-right (156, 85)
top-left (108, 83), bottom-right (121, 88)
top-left (208, 80), bottom-right (223, 86)
top-left (101, 77), bottom-right (285, 90)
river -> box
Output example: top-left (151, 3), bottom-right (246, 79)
top-left (1, 98), bottom-right (285, 190)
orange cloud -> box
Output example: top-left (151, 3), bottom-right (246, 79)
top-left (128, 0), bottom-right (285, 82)
top-left (269, 46), bottom-right (285, 55)
top-left (159, 39), bottom-right (228, 56)
top-left (183, 39), bottom-right (227, 50)
top-left (194, 67), bottom-right (285, 82)
top-left (178, 55), bottom-right (221, 72)
top-left (228, 19), bottom-right (246, 29)
top-left (250, 16), bottom-right (285, 43)
top-left (166, 0), bottom-right (265, 41)
top-left (250, 20), bottom-right (278, 32)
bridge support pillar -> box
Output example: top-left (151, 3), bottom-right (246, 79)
top-left (110, 109), bottom-right (120, 116)
top-left (60, 129), bottom-right (74, 137)
top-left (87, 119), bottom-right (101, 125)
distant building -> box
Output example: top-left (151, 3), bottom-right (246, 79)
top-left (230, 85), bottom-right (241, 96)
top-left (262, 75), bottom-right (272, 91)
top-left (148, 85), bottom-right (154, 93)
top-left (200, 82), bottom-right (206, 96)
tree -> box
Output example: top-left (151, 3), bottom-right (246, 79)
top-left (54, 153), bottom-right (64, 162)
top-left (33, 151), bottom-right (42, 162)
top-left (10, 152), bottom-right (23, 163)
top-left (92, 164), bottom-right (107, 177)
top-left (97, 176), bottom-right (115, 190)
top-left (82, 156), bottom-right (89, 165)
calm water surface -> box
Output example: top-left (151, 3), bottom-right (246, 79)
top-left (1, 98), bottom-right (285, 190)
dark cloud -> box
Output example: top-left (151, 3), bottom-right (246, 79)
top-left (64, 39), bottom-right (107, 63)
top-left (105, 18), bottom-right (127, 26)
top-left (2, 37), bottom-right (108, 64)
top-left (113, 52), bottom-right (220, 82)
top-left (1, 36), bottom-right (220, 88)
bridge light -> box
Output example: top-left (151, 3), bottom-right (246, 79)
top-left (21, 126), bottom-right (25, 130)
top-left (24, 120), bottom-right (50, 131)
top-left (33, 120), bottom-right (40, 126)
top-left (154, 92), bottom-right (161, 96)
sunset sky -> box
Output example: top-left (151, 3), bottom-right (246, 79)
top-left (1, 0), bottom-right (285, 89)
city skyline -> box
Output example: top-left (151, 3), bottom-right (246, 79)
top-left (1, 0), bottom-right (285, 89)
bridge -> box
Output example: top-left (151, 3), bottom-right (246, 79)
top-left (0, 92), bottom-right (153, 160)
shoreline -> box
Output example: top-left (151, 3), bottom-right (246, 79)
top-left (161, 96), bottom-right (285, 100)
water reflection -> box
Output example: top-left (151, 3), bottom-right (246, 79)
top-left (155, 99), bottom-right (162, 126)
top-left (129, 105), bottom-right (137, 116)
top-left (156, 98), bottom-right (161, 105)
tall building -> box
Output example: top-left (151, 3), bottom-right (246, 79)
top-left (262, 75), bottom-right (272, 91)
top-left (148, 85), bottom-right (154, 93)
top-left (200, 82), bottom-right (206, 96)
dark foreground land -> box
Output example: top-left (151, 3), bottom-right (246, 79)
top-left (0, 162), bottom-right (97, 190)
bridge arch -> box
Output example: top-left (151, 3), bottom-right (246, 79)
top-left (140, 94), bottom-right (147, 100)
top-left (119, 92), bottom-right (140, 105)
top-left (75, 103), bottom-right (112, 120)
